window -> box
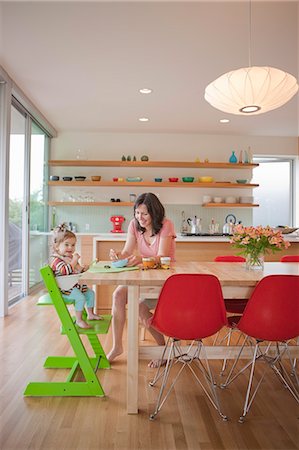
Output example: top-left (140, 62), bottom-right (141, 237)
top-left (252, 157), bottom-right (294, 227)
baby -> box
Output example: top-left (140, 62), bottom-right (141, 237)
top-left (49, 223), bottom-right (102, 328)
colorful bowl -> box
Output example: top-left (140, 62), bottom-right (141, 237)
top-left (236, 179), bottom-right (248, 184)
top-left (91, 176), bottom-right (101, 181)
top-left (182, 177), bottom-right (194, 182)
top-left (154, 177), bottom-right (163, 182)
top-left (111, 258), bottom-right (128, 268)
top-left (198, 176), bottom-right (214, 183)
top-left (168, 177), bottom-right (179, 182)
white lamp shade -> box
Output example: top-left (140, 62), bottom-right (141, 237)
top-left (204, 66), bottom-right (298, 115)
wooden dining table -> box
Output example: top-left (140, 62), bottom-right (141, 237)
top-left (80, 261), bottom-right (299, 414)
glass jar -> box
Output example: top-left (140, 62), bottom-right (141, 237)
top-left (245, 253), bottom-right (264, 270)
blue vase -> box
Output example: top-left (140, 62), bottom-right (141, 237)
top-left (229, 151), bottom-right (238, 163)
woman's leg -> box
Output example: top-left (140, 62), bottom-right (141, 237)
top-left (107, 285), bottom-right (128, 362)
top-left (139, 302), bottom-right (165, 345)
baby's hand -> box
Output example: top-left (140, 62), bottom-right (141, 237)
top-left (72, 253), bottom-right (80, 264)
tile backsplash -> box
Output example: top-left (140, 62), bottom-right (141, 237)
top-left (51, 204), bottom-right (252, 234)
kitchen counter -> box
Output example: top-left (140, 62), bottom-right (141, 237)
top-left (92, 232), bottom-right (299, 243)
top-left (31, 231), bottom-right (299, 243)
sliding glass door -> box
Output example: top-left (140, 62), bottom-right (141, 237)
top-left (8, 103), bottom-right (49, 304)
top-left (8, 105), bottom-right (25, 302)
top-left (29, 122), bottom-right (49, 288)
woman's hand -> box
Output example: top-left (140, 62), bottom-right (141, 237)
top-left (126, 255), bottom-right (142, 267)
top-left (109, 248), bottom-right (119, 261)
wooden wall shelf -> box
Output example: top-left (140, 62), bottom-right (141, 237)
top-left (48, 160), bottom-right (258, 169)
top-left (48, 180), bottom-right (259, 188)
top-left (202, 203), bottom-right (259, 208)
top-left (48, 201), bottom-right (133, 206)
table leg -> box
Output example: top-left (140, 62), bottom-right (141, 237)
top-left (127, 285), bottom-right (139, 414)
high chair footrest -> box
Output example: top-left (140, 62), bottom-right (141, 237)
top-left (61, 315), bottom-right (112, 335)
top-left (44, 355), bottom-right (110, 370)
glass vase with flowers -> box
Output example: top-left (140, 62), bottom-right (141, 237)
top-left (230, 225), bottom-right (290, 270)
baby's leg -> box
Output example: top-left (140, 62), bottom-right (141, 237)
top-left (85, 288), bottom-right (103, 320)
top-left (68, 288), bottom-right (91, 328)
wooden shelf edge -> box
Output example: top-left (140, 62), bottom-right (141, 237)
top-left (202, 203), bottom-right (259, 208)
top-left (48, 181), bottom-right (259, 188)
top-left (48, 160), bottom-right (258, 169)
top-left (48, 201), bottom-right (133, 206)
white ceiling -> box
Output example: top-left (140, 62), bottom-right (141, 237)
top-left (1, 0), bottom-right (298, 136)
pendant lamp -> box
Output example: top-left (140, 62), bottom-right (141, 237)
top-left (204, 2), bottom-right (298, 115)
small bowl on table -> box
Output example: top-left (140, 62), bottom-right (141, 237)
top-left (91, 176), bottom-right (101, 181)
top-left (111, 258), bottom-right (128, 268)
top-left (154, 177), bottom-right (163, 182)
top-left (142, 257), bottom-right (156, 269)
top-left (63, 176), bottom-right (73, 181)
top-left (236, 179), bottom-right (248, 184)
top-left (168, 177), bottom-right (179, 182)
top-left (75, 176), bottom-right (86, 181)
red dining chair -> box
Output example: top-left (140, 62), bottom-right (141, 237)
top-left (280, 255), bottom-right (299, 262)
top-left (213, 255), bottom-right (248, 374)
top-left (148, 273), bottom-right (228, 421)
top-left (280, 255), bottom-right (299, 375)
top-left (221, 275), bottom-right (299, 423)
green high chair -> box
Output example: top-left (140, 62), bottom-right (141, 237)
top-left (24, 265), bottom-right (111, 397)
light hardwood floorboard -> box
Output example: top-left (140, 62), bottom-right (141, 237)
top-left (0, 290), bottom-right (298, 450)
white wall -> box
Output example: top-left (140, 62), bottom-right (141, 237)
top-left (51, 131), bottom-right (298, 205)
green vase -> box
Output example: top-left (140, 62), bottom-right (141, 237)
top-left (229, 151), bottom-right (238, 163)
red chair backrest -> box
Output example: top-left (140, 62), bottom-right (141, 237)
top-left (238, 275), bottom-right (299, 341)
top-left (214, 255), bottom-right (246, 262)
top-left (151, 274), bottom-right (228, 340)
top-left (280, 255), bottom-right (299, 262)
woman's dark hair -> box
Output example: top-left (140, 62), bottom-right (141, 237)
top-left (134, 192), bottom-right (165, 235)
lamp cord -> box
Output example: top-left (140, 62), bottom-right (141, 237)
top-left (248, 0), bottom-right (252, 67)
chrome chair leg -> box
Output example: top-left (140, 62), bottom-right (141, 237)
top-left (149, 339), bottom-right (228, 421)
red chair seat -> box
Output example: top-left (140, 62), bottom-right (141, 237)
top-left (280, 255), bottom-right (299, 262)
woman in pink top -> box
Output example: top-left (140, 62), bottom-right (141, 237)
top-left (107, 192), bottom-right (176, 366)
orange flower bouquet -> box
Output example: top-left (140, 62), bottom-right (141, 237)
top-left (230, 224), bottom-right (290, 269)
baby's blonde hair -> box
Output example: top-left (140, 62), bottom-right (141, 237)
top-left (51, 223), bottom-right (76, 252)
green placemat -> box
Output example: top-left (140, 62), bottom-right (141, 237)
top-left (87, 264), bottom-right (139, 273)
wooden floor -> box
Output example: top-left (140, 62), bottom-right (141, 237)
top-left (0, 291), bottom-right (298, 450)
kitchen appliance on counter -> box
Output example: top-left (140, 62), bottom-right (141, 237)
top-left (187, 216), bottom-right (202, 234)
top-left (223, 214), bottom-right (237, 234)
top-left (110, 215), bottom-right (125, 233)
